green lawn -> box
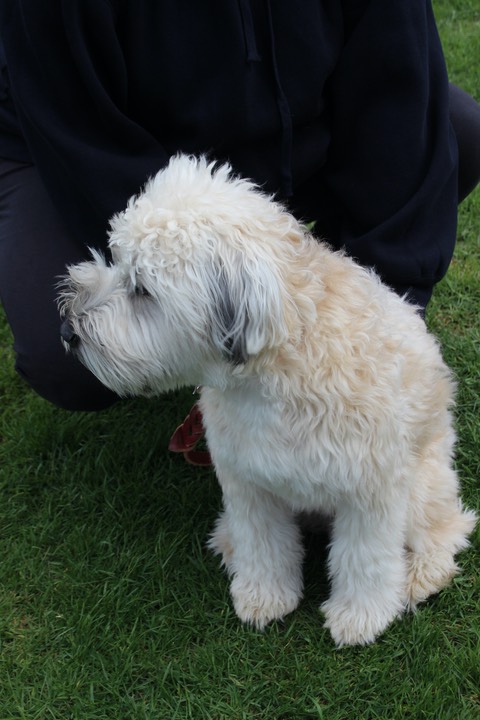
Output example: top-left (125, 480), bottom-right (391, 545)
top-left (1, 3), bottom-right (479, 718)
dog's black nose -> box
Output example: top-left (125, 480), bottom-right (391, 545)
top-left (60, 317), bottom-right (78, 347)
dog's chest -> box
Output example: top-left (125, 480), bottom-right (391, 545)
top-left (200, 388), bottom-right (356, 511)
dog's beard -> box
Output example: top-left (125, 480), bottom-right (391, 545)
top-left (68, 335), bottom-right (157, 397)
top-left (59, 285), bottom-right (174, 397)
top-left (64, 324), bottom-right (157, 398)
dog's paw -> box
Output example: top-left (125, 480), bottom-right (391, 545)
top-left (321, 596), bottom-right (403, 647)
top-left (231, 576), bottom-right (301, 630)
top-left (406, 548), bottom-right (459, 608)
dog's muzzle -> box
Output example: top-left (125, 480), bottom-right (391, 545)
top-left (60, 317), bottom-right (79, 348)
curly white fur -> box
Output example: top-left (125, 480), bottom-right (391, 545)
top-left (58, 155), bottom-right (476, 646)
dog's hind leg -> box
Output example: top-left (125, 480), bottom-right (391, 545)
top-left (208, 510), bottom-right (235, 572)
top-left (209, 478), bottom-right (304, 629)
top-left (406, 431), bottom-right (477, 607)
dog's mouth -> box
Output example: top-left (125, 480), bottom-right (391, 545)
top-left (60, 326), bottom-right (159, 398)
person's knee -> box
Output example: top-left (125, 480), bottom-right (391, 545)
top-left (449, 84), bottom-right (480, 202)
top-left (14, 349), bottom-right (118, 411)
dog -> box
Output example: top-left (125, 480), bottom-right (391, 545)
top-left (58, 155), bottom-right (476, 646)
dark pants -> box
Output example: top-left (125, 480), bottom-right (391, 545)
top-left (1, 85), bottom-right (480, 411)
top-left (0, 160), bottom-right (117, 410)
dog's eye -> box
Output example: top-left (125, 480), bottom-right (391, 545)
top-left (134, 284), bottom-right (151, 298)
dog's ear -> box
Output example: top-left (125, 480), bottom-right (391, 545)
top-left (206, 257), bottom-right (287, 364)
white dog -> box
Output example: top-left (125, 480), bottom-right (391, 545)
top-left (58, 155), bottom-right (476, 646)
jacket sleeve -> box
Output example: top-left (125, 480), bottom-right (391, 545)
top-left (324, 0), bottom-right (458, 299)
top-left (2, 0), bottom-right (168, 245)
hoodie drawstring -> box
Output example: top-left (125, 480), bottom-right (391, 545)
top-left (237, 0), bottom-right (262, 62)
top-left (265, 0), bottom-right (293, 197)
top-left (238, 0), bottom-right (294, 197)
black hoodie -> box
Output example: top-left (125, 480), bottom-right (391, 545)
top-left (0, 0), bottom-right (458, 303)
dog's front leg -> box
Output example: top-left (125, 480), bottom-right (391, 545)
top-left (322, 494), bottom-right (407, 646)
top-left (209, 479), bottom-right (304, 629)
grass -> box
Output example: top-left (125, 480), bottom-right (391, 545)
top-left (0, 3), bottom-right (479, 718)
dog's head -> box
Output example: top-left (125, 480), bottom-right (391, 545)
top-left (58, 155), bottom-right (306, 396)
